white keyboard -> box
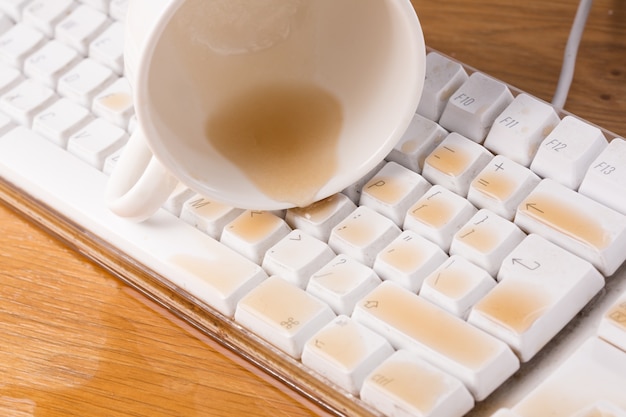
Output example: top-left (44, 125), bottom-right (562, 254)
top-left (1, 1), bottom-right (625, 416)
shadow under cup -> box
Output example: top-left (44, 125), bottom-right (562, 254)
top-left (137, 0), bottom-right (425, 210)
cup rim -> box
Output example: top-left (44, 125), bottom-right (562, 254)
top-left (131, 0), bottom-right (426, 210)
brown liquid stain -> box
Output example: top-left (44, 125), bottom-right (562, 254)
top-left (309, 318), bottom-right (366, 370)
top-left (367, 359), bottom-right (449, 413)
top-left (361, 283), bottom-right (500, 368)
top-left (206, 83), bottom-right (343, 208)
top-left (379, 240), bottom-right (426, 273)
top-left (226, 210), bottom-right (283, 243)
top-left (471, 171), bottom-right (516, 202)
top-left (407, 194), bottom-right (454, 229)
top-left (97, 92), bottom-right (132, 111)
top-left (520, 193), bottom-right (610, 249)
top-left (605, 300), bottom-right (626, 332)
top-left (456, 224), bottom-right (498, 253)
top-left (425, 146), bottom-right (470, 177)
top-left (474, 280), bottom-right (552, 333)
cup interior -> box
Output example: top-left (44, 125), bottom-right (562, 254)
top-left (136, 0), bottom-right (425, 209)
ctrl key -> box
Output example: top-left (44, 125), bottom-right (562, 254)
top-left (360, 350), bottom-right (474, 417)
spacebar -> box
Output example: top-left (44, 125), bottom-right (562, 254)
top-left (0, 126), bottom-right (266, 317)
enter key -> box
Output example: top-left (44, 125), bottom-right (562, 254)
top-left (514, 178), bottom-right (626, 276)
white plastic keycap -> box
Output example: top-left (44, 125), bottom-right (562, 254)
top-left (353, 281), bottom-right (520, 400)
top-left (0, 79), bottom-right (56, 126)
top-left (23, 40), bottom-right (81, 88)
top-left (22, 0), bottom-right (75, 37)
top-left (579, 137), bottom-right (626, 215)
top-left (180, 195), bottom-right (244, 240)
top-left (262, 230), bottom-right (335, 288)
top-left (420, 255), bottom-right (496, 319)
top-left (450, 209), bottom-right (526, 277)
top-left (422, 132), bottom-right (493, 196)
top-left (373, 230), bottom-right (448, 292)
top-left (302, 315), bottom-right (394, 396)
top-left (235, 276), bottom-right (336, 358)
top-left (387, 112), bottom-right (448, 173)
top-left (306, 254), bottom-right (381, 316)
top-left (360, 350), bottom-right (475, 417)
top-left (66, 117), bottom-right (127, 170)
top-left (360, 161), bottom-right (431, 226)
top-left (285, 193), bottom-right (356, 243)
top-left (404, 185), bottom-right (478, 252)
top-left (530, 116), bottom-right (607, 190)
top-left (439, 72), bottom-right (514, 143)
top-left (55, 5), bottom-right (109, 55)
top-left (32, 97), bottom-right (91, 147)
top-left (484, 93), bottom-right (560, 167)
top-left (469, 234), bottom-right (604, 361)
top-left (506, 338), bottom-right (626, 416)
top-left (515, 179), bottom-right (626, 276)
top-left (328, 205), bottom-right (401, 267)
top-left (416, 51), bottom-right (469, 122)
top-left (467, 155), bottom-right (541, 221)
top-left (0, 23), bottom-right (45, 68)
top-left (57, 58), bottom-right (115, 107)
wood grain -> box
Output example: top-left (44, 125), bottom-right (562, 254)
top-left (1, 1), bottom-right (624, 416)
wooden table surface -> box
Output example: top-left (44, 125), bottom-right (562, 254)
top-left (1, 1), bottom-right (625, 416)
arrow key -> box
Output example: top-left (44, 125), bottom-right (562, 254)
top-left (468, 234), bottom-right (605, 361)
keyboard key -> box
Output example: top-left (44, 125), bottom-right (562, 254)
top-left (22, 0), bottom-right (75, 37)
top-left (32, 97), bottom-right (91, 147)
top-left (439, 72), bottom-right (514, 143)
top-left (262, 230), bottom-right (335, 288)
top-left (420, 255), bottom-right (496, 319)
top-left (161, 182), bottom-right (194, 217)
top-left (77, 0), bottom-right (108, 14)
top-left (235, 276), bottom-right (336, 358)
top-left (23, 40), bottom-right (81, 88)
top-left (386, 112), bottom-right (448, 173)
top-left (422, 132), bottom-right (493, 196)
top-left (353, 281), bottom-right (520, 400)
top-left (404, 185), bottom-right (478, 251)
top-left (507, 338), bottom-right (626, 416)
top-left (0, 78), bottom-right (56, 125)
top-left (450, 209), bottom-right (526, 277)
top-left (328, 205), bottom-right (401, 267)
top-left (467, 155), bottom-right (541, 221)
top-left (0, 64), bottom-right (22, 93)
top-left (55, 5), bottom-right (109, 55)
top-left (361, 350), bottom-right (474, 417)
top-left (89, 20), bottom-right (124, 74)
top-left (598, 289), bottom-right (626, 353)
top-left (180, 195), bottom-right (244, 240)
top-left (66, 118), bottom-right (127, 169)
top-left (285, 193), bottom-right (356, 242)
top-left (57, 58), bottom-right (115, 107)
top-left (92, 77), bottom-right (133, 128)
top-left (221, 210), bottom-right (292, 265)
top-left (579, 138), bottom-right (626, 215)
top-left (484, 93), bottom-right (561, 167)
top-left (302, 315), bottom-right (394, 396)
top-left (416, 51), bottom-right (469, 122)
top-left (515, 179), bottom-right (626, 276)
top-left (342, 159), bottom-right (386, 204)
top-left (469, 234), bottom-right (604, 361)
top-left (109, 0), bottom-right (129, 21)
top-left (373, 230), bottom-right (448, 292)
top-left (0, 0), bottom-right (29, 21)
top-left (360, 161), bottom-right (431, 226)
top-left (0, 23), bottom-right (45, 68)
top-left (306, 254), bottom-right (381, 316)
top-left (530, 116), bottom-right (608, 190)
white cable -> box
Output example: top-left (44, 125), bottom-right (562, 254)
top-left (552, 0), bottom-right (594, 109)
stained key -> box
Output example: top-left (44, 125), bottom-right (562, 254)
top-left (515, 179), bottom-right (626, 276)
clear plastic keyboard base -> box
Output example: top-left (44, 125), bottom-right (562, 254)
top-left (1, 2), bottom-right (626, 417)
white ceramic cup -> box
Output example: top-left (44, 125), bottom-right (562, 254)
top-left (107, 0), bottom-right (426, 221)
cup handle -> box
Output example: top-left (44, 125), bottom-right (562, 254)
top-left (106, 128), bottom-right (179, 222)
